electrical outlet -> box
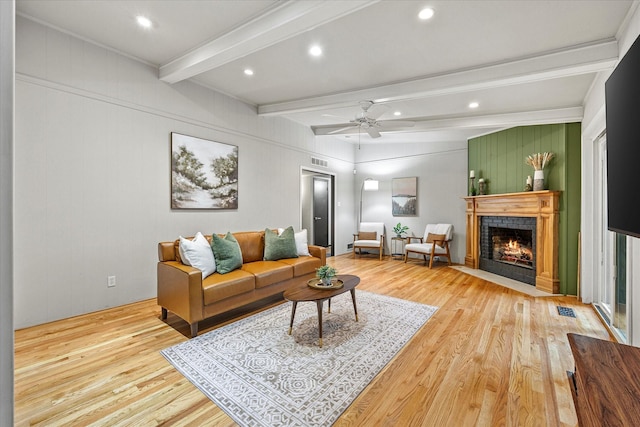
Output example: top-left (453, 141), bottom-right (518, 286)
top-left (107, 276), bottom-right (116, 288)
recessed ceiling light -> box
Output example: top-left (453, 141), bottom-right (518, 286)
top-left (244, 68), bottom-right (254, 76)
top-left (418, 7), bottom-right (435, 20)
top-left (469, 102), bottom-right (479, 109)
top-left (394, 111), bottom-right (402, 116)
top-left (309, 45), bottom-right (323, 57)
top-left (136, 15), bottom-right (152, 29)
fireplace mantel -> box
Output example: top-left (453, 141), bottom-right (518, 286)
top-left (464, 190), bottom-right (561, 293)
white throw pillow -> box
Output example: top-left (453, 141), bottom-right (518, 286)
top-left (278, 228), bottom-right (311, 256)
top-left (294, 229), bottom-right (311, 256)
top-left (179, 232), bottom-right (216, 278)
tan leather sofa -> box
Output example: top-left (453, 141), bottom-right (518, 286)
top-left (157, 230), bottom-right (326, 337)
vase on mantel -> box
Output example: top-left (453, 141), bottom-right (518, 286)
top-left (533, 170), bottom-right (545, 191)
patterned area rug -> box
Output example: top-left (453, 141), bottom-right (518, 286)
top-left (161, 290), bottom-right (438, 427)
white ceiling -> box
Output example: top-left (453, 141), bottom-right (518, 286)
top-left (16, 0), bottom-right (636, 144)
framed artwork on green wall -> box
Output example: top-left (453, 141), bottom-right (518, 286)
top-left (392, 177), bottom-right (417, 216)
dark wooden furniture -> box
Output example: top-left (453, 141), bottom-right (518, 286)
top-left (283, 274), bottom-right (360, 347)
top-left (567, 333), bottom-right (640, 426)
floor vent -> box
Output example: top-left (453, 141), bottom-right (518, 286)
top-left (557, 306), bottom-right (576, 318)
top-left (311, 157), bottom-right (328, 168)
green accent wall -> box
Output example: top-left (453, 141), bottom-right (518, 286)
top-left (468, 123), bottom-right (581, 295)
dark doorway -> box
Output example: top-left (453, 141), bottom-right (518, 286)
top-left (313, 177), bottom-right (329, 247)
top-left (301, 170), bottom-right (334, 256)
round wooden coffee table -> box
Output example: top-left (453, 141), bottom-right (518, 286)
top-left (283, 274), bottom-right (360, 347)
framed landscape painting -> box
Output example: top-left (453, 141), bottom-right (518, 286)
top-left (171, 132), bottom-right (238, 209)
top-left (392, 177), bottom-right (417, 216)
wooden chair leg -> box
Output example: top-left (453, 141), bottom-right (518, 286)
top-left (445, 243), bottom-right (452, 265)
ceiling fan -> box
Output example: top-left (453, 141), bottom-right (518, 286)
top-left (323, 100), bottom-right (415, 138)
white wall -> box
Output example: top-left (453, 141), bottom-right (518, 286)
top-left (0, 1), bottom-right (14, 423)
top-left (14, 16), bottom-right (471, 329)
top-left (350, 140), bottom-right (468, 263)
top-left (581, 2), bottom-right (640, 344)
top-left (13, 16), bottom-right (357, 328)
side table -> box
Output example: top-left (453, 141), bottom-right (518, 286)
top-left (391, 236), bottom-right (406, 260)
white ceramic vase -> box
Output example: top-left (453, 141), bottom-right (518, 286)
top-left (533, 170), bottom-right (545, 191)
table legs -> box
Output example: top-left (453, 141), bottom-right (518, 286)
top-left (316, 300), bottom-right (323, 347)
top-left (287, 291), bottom-right (358, 347)
top-left (350, 289), bottom-right (359, 321)
top-left (288, 301), bottom-right (298, 335)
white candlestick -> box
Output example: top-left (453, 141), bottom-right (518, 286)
top-left (469, 170), bottom-right (475, 179)
top-left (527, 175), bottom-right (532, 185)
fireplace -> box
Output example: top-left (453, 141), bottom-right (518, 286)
top-left (464, 191), bottom-right (560, 294)
top-left (480, 216), bottom-right (536, 285)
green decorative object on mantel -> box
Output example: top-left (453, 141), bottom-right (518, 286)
top-left (469, 169), bottom-right (476, 196)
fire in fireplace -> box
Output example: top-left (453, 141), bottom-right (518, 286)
top-left (492, 230), bottom-right (533, 269)
top-left (480, 216), bottom-right (537, 285)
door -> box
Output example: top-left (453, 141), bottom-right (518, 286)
top-left (313, 177), bottom-right (329, 247)
top-left (595, 133), bottom-right (628, 342)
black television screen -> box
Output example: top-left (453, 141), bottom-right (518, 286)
top-left (605, 33), bottom-right (640, 238)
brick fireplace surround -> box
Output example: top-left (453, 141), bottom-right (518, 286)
top-left (464, 191), bottom-right (561, 294)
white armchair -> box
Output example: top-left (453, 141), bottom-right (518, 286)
top-left (404, 223), bottom-right (453, 268)
top-left (353, 222), bottom-right (385, 261)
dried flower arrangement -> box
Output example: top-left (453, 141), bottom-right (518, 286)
top-left (525, 152), bottom-right (555, 170)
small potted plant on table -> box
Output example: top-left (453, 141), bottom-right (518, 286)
top-left (316, 265), bottom-right (337, 286)
top-left (393, 222), bottom-right (409, 238)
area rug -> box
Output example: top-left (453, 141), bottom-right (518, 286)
top-left (161, 290), bottom-right (438, 427)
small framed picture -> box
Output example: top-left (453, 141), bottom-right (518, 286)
top-left (392, 177), bottom-right (417, 216)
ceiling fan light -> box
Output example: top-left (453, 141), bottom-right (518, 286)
top-left (419, 7), bottom-right (435, 20)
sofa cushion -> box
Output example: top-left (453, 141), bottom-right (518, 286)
top-left (242, 261), bottom-right (293, 288)
top-left (202, 269), bottom-right (255, 305)
top-left (264, 226), bottom-right (298, 261)
top-left (233, 231), bottom-right (265, 264)
top-left (179, 232), bottom-right (216, 278)
top-left (279, 228), bottom-right (311, 256)
top-left (294, 229), bottom-right (311, 256)
top-left (211, 232), bottom-right (243, 274)
top-left (278, 256), bottom-right (322, 277)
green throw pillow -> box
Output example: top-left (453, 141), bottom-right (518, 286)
top-left (264, 226), bottom-right (298, 261)
top-left (211, 232), bottom-right (243, 274)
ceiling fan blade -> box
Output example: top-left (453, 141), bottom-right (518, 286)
top-left (322, 113), bottom-right (353, 121)
top-left (366, 103), bottom-right (389, 120)
top-left (365, 126), bottom-right (382, 138)
top-left (377, 120), bottom-right (415, 127)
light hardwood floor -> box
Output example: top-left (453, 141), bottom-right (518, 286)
top-left (15, 255), bottom-right (610, 426)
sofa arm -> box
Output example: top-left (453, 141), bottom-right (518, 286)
top-left (157, 261), bottom-right (204, 325)
top-left (308, 245), bottom-right (327, 265)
